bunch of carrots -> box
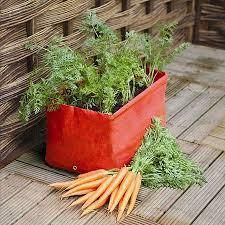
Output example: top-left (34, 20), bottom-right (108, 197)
top-left (49, 167), bottom-right (141, 221)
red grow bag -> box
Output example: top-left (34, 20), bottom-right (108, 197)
top-left (45, 71), bottom-right (168, 173)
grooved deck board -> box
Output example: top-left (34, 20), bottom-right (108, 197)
top-left (13, 192), bottom-right (77, 225)
top-left (180, 97), bottom-right (225, 143)
top-left (220, 120), bottom-right (225, 128)
top-left (17, 151), bottom-right (74, 178)
top-left (119, 214), bottom-right (161, 225)
top-left (4, 160), bottom-right (70, 184)
top-left (167, 87), bottom-right (224, 138)
top-left (0, 182), bottom-right (51, 225)
top-left (83, 210), bottom-right (160, 225)
top-left (0, 174), bottom-right (31, 205)
top-left (0, 169), bottom-right (11, 180)
top-left (210, 126), bottom-right (225, 140)
top-left (158, 153), bottom-right (225, 225)
top-left (166, 83), bottom-right (207, 120)
top-left (132, 145), bottom-right (221, 221)
top-left (49, 203), bottom-right (96, 225)
top-left (176, 140), bottom-right (199, 155)
top-left (166, 78), bottom-right (189, 100)
top-left (191, 187), bottom-right (225, 225)
top-left (76, 208), bottom-right (114, 225)
top-left (202, 136), bottom-right (225, 152)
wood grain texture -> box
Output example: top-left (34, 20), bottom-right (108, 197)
top-left (166, 78), bottom-right (190, 100)
top-left (0, 174), bottom-right (31, 206)
top-left (166, 83), bottom-right (207, 120)
top-left (210, 126), bottom-right (225, 140)
top-left (3, 160), bottom-right (70, 184)
top-left (202, 136), bottom-right (225, 152)
top-left (50, 204), bottom-right (96, 225)
top-left (192, 187), bottom-right (225, 225)
top-left (176, 140), bottom-right (199, 155)
top-left (158, 153), bottom-right (225, 225)
top-left (17, 151), bottom-right (74, 178)
top-left (166, 45), bottom-right (225, 88)
top-left (13, 193), bottom-right (75, 225)
top-left (220, 120), bottom-right (225, 129)
top-left (180, 97), bottom-right (225, 143)
top-left (196, 0), bottom-right (225, 49)
top-left (167, 87), bottom-right (224, 138)
top-left (0, 169), bottom-right (11, 180)
top-left (180, 45), bottom-right (225, 63)
top-left (0, 182), bottom-right (51, 225)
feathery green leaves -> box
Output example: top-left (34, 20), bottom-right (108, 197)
top-left (19, 12), bottom-right (188, 121)
top-left (131, 118), bottom-right (206, 189)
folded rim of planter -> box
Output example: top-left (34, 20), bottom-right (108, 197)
top-left (111, 71), bottom-right (168, 120)
top-left (58, 71), bottom-right (168, 119)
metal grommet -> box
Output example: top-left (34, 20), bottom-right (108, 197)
top-left (72, 165), bottom-right (77, 171)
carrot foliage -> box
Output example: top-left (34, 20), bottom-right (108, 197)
top-left (131, 118), bottom-right (206, 189)
top-left (19, 12), bottom-right (188, 121)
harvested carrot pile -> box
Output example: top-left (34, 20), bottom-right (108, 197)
top-left (49, 118), bottom-right (205, 221)
top-left (49, 167), bottom-right (140, 221)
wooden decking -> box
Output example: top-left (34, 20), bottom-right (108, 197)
top-left (1, 45), bottom-right (225, 225)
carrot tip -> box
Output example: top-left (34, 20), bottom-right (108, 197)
top-left (117, 212), bottom-right (123, 221)
top-left (81, 209), bottom-right (93, 217)
top-left (67, 203), bottom-right (76, 209)
top-left (126, 210), bottom-right (131, 216)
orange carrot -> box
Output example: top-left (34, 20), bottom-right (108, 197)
top-left (66, 171), bottom-right (108, 190)
top-left (117, 173), bottom-right (136, 221)
top-left (81, 196), bottom-right (109, 217)
top-left (70, 191), bottom-right (94, 207)
top-left (117, 196), bottom-right (125, 221)
top-left (110, 171), bottom-right (134, 212)
top-left (78, 169), bottom-right (106, 178)
top-left (62, 177), bottom-right (106, 198)
top-left (108, 186), bottom-right (119, 211)
top-left (127, 172), bottom-right (142, 215)
top-left (96, 167), bottom-right (128, 203)
top-left (48, 180), bottom-right (76, 189)
top-left (61, 189), bottom-right (95, 199)
top-left (82, 175), bottom-right (114, 209)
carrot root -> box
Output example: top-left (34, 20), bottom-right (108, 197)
top-left (108, 186), bottom-right (119, 211)
top-left (61, 189), bottom-right (95, 199)
top-left (78, 169), bottom-right (106, 178)
top-left (48, 180), bottom-right (76, 189)
top-left (63, 177), bottom-right (105, 198)
top-left (81, 209), bottom-right (94, 217)
top-left (110, 171), bottom-right (134, 212)
top-left (69, 191), bottom-right (94, 207)
top-left (117, 172), bottom-right (136, 221)
top-left (82, 176), bottom-right (113, 210)
top-left (127, 172), bottom-right (142, 215)
top-left (95, 166), bottom-right (128, 206)
top-left (66, 171), bottom-right (108, 190)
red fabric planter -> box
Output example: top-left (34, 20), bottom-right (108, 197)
top-left (45, 71), bottom-right (168, 173)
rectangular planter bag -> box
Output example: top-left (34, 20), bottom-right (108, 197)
top-left (45, 71), bottom-right (168, 173)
